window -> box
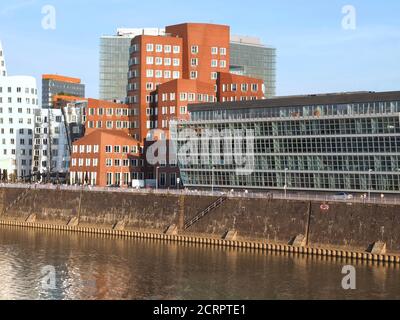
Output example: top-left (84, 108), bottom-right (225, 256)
top-left (146, 56), bottom-right (154, 65)
top-left (173, 71), bottom-right (180, 79)
top-left (170, 173), bottom-right (177, 186)
top-left (164, 45), bottom-right (171, 53)
top-left (72, 159), bottom-right (77, 166)
top-left (114, 146), bottom-right (120, 153)
top-left (173, 58), bottom-right (180, 66)
top-left (87, 145), bottom-right (92, 153)
top-left (155, 70), bottom-right (162, 78)
top-left (93, 159), bottom-right (98, 167)
top-left (122, 145), bottom-right (129, 153)
top-left (220, 47), bottom-right (227, 55)
top-left (191, 45), bottom-right (199, 54)
top-left (241, 83), bottom-right (248, 92)
top-left (155, 57), bottom-right (163, 65)
top-left (188, 93), bottom-right (195, 102)
top-left (86, 159), bottom-right (91, 166)
top-left (180, 93), bottom-right (187, 101)
top-left (211, 72), bottom-right (218, 80)
top-left (173, 46), bottom-right (180, 53)
top-left (191, 58), bottom-right (198, 66)
top-left (252, 84), bottom-right (259, 92)
top-left (190, 71), bottom-right (198, 79)
top-left (164, 70), bottom-right (171, 79)
top-left (164, 58), bottom-right (171, 66)
top-left (94, 145), bottom-right (99, 153)
top-left (146, 43), bottom-right (154, 52)
top-left (155, 44), bottom-right (163, 52)
top-left (211, 60), bottom-right (218, 67)
top-left (146, 69), bottom-right (154, 77)
top-left (180, 106), bottom-right (187, 114)
top-left (220, 60), bottom-right (227, 68)
top-left (211, 47), bottom-right (218, 55)
top-left (170, 93), bottom-right (176, 101)
top-left (170, 106), bottom-right (176, 114)
top-left (106, 159), bottom-right (112, 167)
top-left (105, 145), bottom-right (112, 153)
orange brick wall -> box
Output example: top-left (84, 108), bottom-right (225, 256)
top-left (217, 72), bottom-right (265, 102)
top-left (85, 98), bottom-right (131, 136)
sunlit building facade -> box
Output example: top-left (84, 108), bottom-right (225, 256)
top-left (230, 35), bottom-right (276, 98)
top-left (173, 91), bottom-right (400, 194)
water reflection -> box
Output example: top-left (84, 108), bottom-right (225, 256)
top-left (0, 226), bottom-right (399, 300)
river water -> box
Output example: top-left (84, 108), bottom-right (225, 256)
top-left (0, 225), bottom-right (399, 300)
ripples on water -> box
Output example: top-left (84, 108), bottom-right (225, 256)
top-left (0, 225), bottom-right (399, 300)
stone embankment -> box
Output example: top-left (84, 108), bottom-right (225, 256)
top-left (1, 186), bottom-right (399, 264)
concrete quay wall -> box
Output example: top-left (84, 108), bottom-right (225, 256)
top-left (1, 187), bottom-right (399, 257)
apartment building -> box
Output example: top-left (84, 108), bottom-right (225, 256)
top-left (69, 129), bottom-right (141, 187)
top-left (0, 41), bottom-right (39, 181)
top-left (42, 74), bottom-right (85, 108)
top-left (127, 23), bottom-right (265, 143)
top-left (85, 98), bottom-right (133, 136)
top-left (32, 100), bottom-right (86, 179)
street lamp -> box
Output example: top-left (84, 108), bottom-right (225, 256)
top-left (284, 168), bottom-right (289, 199)
top-left (211, 166), bottom-right (215, 194)
top-left (156, 166), bottom-right (160, 191)
top-left (368, 169), bottom-right (373, 201)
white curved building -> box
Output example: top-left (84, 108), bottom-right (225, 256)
top-left (0, 41), bottom-right (39, 181)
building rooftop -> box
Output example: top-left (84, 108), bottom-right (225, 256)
top-left (42, 74), bottom-right (82, 84)
top-left (188, 91), bottom-right (400, 112)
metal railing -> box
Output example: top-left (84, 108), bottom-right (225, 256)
top-left (1, 182), bottom-right (400, 205)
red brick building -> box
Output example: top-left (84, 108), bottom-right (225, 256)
top-left (69, 130), bottom-right (141, 187)
top-left (85, 98), bottom-right (132, 135)
top-left (217, 72), bottom-right (264, 102)
top-left (155, 79), bottom-right (215, 131)
top-left (127, 22), bottom-right (264, 143)
top-left (70, 22), bottom-right (265, 188)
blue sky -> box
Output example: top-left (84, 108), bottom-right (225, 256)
top-left (0, 0), bottom-right (399, 99)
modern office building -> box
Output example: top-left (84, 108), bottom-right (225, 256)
top-left (99, 28), bottom-right (165, 102)
top-left (230, 35), bottom-right (276, 98)
top-left (32, 100), bottom-right (86, 178)
top-left (42, 74), bottom-right (85, 108)
top-left (172, 91), bottom-right (400, 194)
top-left (0, 41), bottom-right (39, 181)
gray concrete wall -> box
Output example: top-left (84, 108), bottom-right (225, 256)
top-left (1, 188), bottom-right (399, 253)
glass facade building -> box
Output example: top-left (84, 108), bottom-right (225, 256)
top-left (172, 91), bottom-right (400, 194)
top-left (99, 28), bottom-right (165, 102)
top-left (230, 35), bottom-right (276, 98)
top-left (99, 31), bottom-right (275, 102)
